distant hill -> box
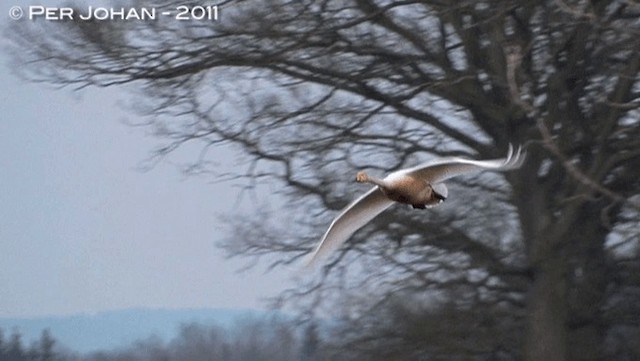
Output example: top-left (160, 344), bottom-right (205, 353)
top-left (0, 308), bottom-right (268, 353)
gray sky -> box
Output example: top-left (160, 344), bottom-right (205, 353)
top-left (0, 1), bottom-right (292, 318)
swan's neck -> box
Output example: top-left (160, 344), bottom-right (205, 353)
top-left (356, 171), bottom-right (387, 188)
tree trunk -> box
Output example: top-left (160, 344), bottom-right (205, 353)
top-left (565, 202), bottom-right (611, 361)
top-left (515, 164), bottom-right (569, 361)
top-left (525, 248), bottom-right (568, 361)
top-left (521, 195), bottom-right (611, 361)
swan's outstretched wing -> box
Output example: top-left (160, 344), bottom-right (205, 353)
top-left (306, 187), bottom-right (393, 267)
top-left (401, 145), bottom-right (524, 183)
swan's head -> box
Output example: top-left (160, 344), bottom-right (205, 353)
top-left (355, 171), bottom-right (369, 183)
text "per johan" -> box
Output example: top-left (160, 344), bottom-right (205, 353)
top-left (28, 6), bottom-right (219, 21)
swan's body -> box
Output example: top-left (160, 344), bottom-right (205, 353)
top-left (307, 145), bottom-right (525, 266)
top-left (355, 171), bottom-right (447, 209)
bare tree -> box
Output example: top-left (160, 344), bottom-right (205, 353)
top-left (7, 0), bottom-right (640, 360)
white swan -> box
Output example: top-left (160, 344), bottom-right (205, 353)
top-left (306, 145), bottom-right (525, 266)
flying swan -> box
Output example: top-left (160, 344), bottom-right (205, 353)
top-left (306, 145), bottom-right (525, 266)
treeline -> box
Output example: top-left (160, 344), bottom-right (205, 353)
top-left (0, 318), bottom-right (328, 361)
top-left (4, 301), bottom-right (638, 361)
top-left (0, 328), bottom-right (57, 361)
top-left (81, 318), bottom-right (325, 361)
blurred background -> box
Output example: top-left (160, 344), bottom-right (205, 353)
top-left (2, 0), bottom-right (639, 360)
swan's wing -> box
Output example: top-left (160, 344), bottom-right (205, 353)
top-left (306, 187), bottom-right (393, 267)
top-left (400, 145), bottom-right (524, 183)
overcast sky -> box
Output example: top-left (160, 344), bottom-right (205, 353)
top-left (0, 1), bottom-right (292, 318)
